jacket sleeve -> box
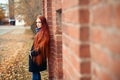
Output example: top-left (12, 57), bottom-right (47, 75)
top-left (30, 43), bottom-right (41, 56)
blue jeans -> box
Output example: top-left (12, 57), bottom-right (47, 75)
top-left (32, 72), bottom-right (41, 80)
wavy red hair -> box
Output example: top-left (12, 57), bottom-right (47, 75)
top-left (33, 15), bottom-right (49, 65)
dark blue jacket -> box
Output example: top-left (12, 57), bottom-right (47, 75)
top-left (29, 28), bottom-right (47, 72)
top-left (29, 45), bottom-right (47, 72)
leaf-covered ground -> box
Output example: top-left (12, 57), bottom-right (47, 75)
top-left (0, 27), bottom-right (48, 80)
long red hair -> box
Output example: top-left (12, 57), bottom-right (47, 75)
top-left (33, 15), bottom-right (49, 65)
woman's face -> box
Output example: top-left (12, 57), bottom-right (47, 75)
top-left (36, 18), bottom-right (42, 28)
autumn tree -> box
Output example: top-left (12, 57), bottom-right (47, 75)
top-left (14, 0), bottom-right (42, 25)
top-left (0, 6), bottom-right (5, 20)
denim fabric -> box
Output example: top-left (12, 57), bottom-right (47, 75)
top-left (32, 72), bottom-right (41, 80)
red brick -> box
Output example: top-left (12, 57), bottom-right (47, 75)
top-left (63, 34), bottom-right (90, 59)
top-left (63, 45), bottom-right (80, 71)
top-left (79, 0), bottom-right (89, 5)
top-left (91, 27), bottom-right (120, 54)
top-left (93, 65), bottom-right (113, 80)
top-left (91, 27), bottom-right (104, 44)
top-left (90, 0), bottom-right (102, 5)
top-left (47, 16), bottom-right (52, 21)
top-left (62, 23), bottom-right (80, 40)
top-left (92, 5), bottom-right (113, 26)
top-left (80, 77), bottom-right (91, 80)
top-left (80, 26), bottom-right (89, 41)
top-left (108, 40), bottom-right (120, 55)
top-left (80, 61), bottom-right (91, 74)
top-left (62, 0), bottom-right (79, 10)
top-left (64, 60), bottom-right (72, 76)
top-left (63, 61), bottom-right (73, 80)
top-left (55, 0), bottom-right (62, 10)
top-left (63, 23), bottom-right (89, 42)
top-left (63, 7), bottom-right (89, 24)
top-left (79, 44), bottom-right (90, 58)
top-left (68, 39), bottom-right (80, 57)
top-left (109, 57), bottom-right (120, 80)
top-left (91, 44), bottom-right (110, 69)
top-left (63, 55), bottom-right (79, 80)
top-left (63, 8), bottom-right (80, 24)
top-left (79, 8), bottom-right (89, 24)
top-left (47, 1), bottom-right (52, 7)
top-left (114, 3), bottom-right (120, 27)
top-left (62, 34), bottom-right (70, 47)
top-left (47, 7), bottom-right (52, 11)
top-left (55, 35), bottom-right (62, 41)
top-left (56, 62), bottom-right (63, 79)
top-left (63, 32), bottom-right (80, 56)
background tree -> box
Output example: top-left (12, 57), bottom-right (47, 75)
top-left (0, 6), bottom-right (5, 20)
top-left (14, 0), bottom-right (42, 25)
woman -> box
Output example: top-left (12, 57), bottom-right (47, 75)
top-left (29, 15), bottom-right (50, 80)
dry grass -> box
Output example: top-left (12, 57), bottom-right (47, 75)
top-left (0, 28), bottom-right (48, 80)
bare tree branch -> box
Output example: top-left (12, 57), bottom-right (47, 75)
top-left (14, 0), bottom-right (42, 25)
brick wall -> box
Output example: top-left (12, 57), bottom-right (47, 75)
top-left (42, 0), bottom-right (120, 80)
top-left (42, 0), bottom-right (63, 80)
top-left (90, 0), bottom-right (120, 80)
top-left (42, 0), bottom-right (90, 80)
top-left (42, 0), bottom-right (91, 80)
top-left (62, 0), bottom-right (90, 80)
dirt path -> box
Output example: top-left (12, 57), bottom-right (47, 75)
top-left (0, 27), bottom-right (48, 80)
